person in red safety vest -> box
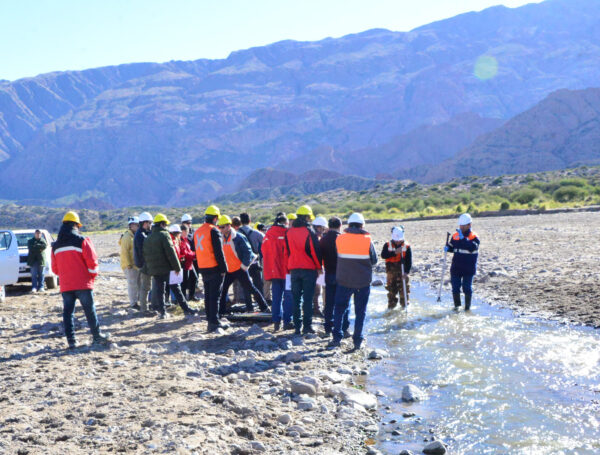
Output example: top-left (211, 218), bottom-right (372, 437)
top-left (381, 226), bottom-right (412, 309)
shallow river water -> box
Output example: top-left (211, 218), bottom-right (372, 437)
top-left (366, 284), bottom-right (600, 455)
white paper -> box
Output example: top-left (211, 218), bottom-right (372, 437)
top-left (169, 270), bottom-right (183, 285)
top-left (285, 274), bottom-right (291, 291)
top-left (316, 273), bottom-right (325, 287)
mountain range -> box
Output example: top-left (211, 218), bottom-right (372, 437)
top-left (1, 0), bottom-right (600, 207)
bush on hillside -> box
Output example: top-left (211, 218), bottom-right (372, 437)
top-left (510, 188), bottom-right (542, 204)
top-left (500, 201), bottom-right (510, 210)
top-left (552, 185), bottom-right (587, 202)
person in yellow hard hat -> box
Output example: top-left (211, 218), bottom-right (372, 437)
top-left (194, 205), bottom-right (229, 332)
top-left (51, 211), bottom-right (110, 349)
top-left (142, 214), bottom-right (182, 319)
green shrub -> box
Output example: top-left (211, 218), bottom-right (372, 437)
top-left (559, 178), bottom-right (587, 188)
top-left (552, 185), bottom-right (587, 202)
top-left (491, 177), bottom-right (503, 186)
top-left (510, 188), bottom-right (541, 204)
top-left (500, 201), bottom-right (510, 211)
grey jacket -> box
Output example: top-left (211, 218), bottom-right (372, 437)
top-left (335, 226), bottom-right (377, 288)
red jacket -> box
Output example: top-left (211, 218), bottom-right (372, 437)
top-left (262, 224), bottom-right (289, 280)
top-left (51, 226), bottom-right (99, 293)
top-left (179, 236), bottom-right (196, 271)
top-left (285, 220), bottom-right (322, 271)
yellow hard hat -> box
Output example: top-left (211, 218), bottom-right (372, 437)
top-left (296, 205), bottom-right (315, 220)
top-left (205, 205), bottom-right (221, 216)
top-left (218, 214), bottom-right (232, 226)
top-left (287, 213), bottom-right (297, 220)
top-left (63, 211), bottom-right (82, 226)
top-left (153, 213), bottom-right (170, 225)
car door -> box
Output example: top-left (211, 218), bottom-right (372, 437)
top-left (0, 230), bottom-right (19, 285)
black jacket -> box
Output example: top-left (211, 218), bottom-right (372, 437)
top-left (27, 237), bottom-right (47, 266)
top-left (319, 230), bottom-right (340, 275)
top-left (134, 227), bottom-right (150, 269)
top-left (381, 241), bottom-right (412, 273)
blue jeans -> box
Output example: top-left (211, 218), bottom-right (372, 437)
top-left (30, 263), bottom-right (45, 291)
top-left (291, 269), bottom-right (317, 332)
top-left (324, 273), bottom-right (349, 334)
top-left (62, 289), bottom-right (100, 342)
top-left (333, 284), bottom-right (370, 346)
top-left (271, 278), bottom-right (293, 324)
top-left (451, 273), bottom-right (474, 295)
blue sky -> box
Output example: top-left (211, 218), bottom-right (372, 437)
top-left (0, 0), bottom-right (543, 81)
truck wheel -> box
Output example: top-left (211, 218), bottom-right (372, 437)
top-left (0, 286), bottom-right (5, 303)
top-left (45, 276), bottom-right (58, 290)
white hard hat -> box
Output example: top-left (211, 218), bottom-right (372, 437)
top-left (168, 224), bottom-right (182, 233)
top-left (313, 216), bottom-right (327, 228)
top-left (391, 226), bottom-right (404, 242)
top-left (128, 216), bottom-right (139, 225)
top-left (138, 212), bottom-right (153, 223)
top-left (458, 213), bottom-right (472, 226)
top-left (348, 212), bottom-right (365, 225)
top-left (181, 213), bottom-right (192, 223)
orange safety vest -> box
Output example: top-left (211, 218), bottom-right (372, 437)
top-left (385, 241), bottom-right (409, 263)
top-left (452, 231), bottom-right (477, 241)
top-left (222, 233), bottom-right (242, 273)
top-left (336, 232), bottom-right (372, 259)
top-left (194, 223), bottom-right (218, 268)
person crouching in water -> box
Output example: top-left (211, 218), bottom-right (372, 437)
top-left (446, 213), bottom-right (480, 311)
top-left (218, 215), bottom-right (270, 316)
top-left (51, 211), bottom-right (110, 349)
top-left (168, 224), bottom-right (199, 318)
top-left (381, 226), bottom-right (412, 309)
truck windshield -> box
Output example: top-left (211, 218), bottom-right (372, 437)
top-left (16, 233), bottom-right (34, 248)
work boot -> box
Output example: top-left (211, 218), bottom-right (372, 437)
top-left (342, 330), bottom-right (352, 339)
top-left (158, 312), bottom-right (170, 320)
top-left (216, 319), bottom-right (230, 330)
top-left (453, 293), bottom-right (461, 309)
top-left (327, 339), bottom-right (341, 349)
top-left (303, 326), bottom-right (316, 335)
top-left (92, 332), bottom-right (111, 346)
top-left (207, 322), bottom-right (219, 333)
top-left (294, 328), bottom-right (302, 336)
top-left (67, 339), bottom-right (78, 350)
top-left (464, 294), bottom-right (472, 311)
top-left (283, 322), bottom-right (295, 331)
top-left (273, 322), bottom-right (281, 332)
top-left (131, 302), bottom-right (140, 310)
top-left (259, 303), bottom-right (271, 313)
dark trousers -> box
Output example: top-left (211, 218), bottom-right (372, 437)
top-left (202, 272), bottom-right (224, 324)
top-left (219, 268), bottom-right (267, 314)
top-left (333, 284), bottom-right (370, 346)
top-left (62, 289), bottom-right (100, 342)
top-left (324, 273), bottom-right (349, 334)
top-left (151, 273), bottom-right (170, 316)
top-left (248, 263), bottom-right (264, 302)
top-left (169, 283), bottom-right (192, 313)
top-left (182, 268), bottom-right (198, 300)
top-left (451, 273), bottom-right (474, 295)
top-left (30, 263), bottom-right (45, 291)
top-left (271, 278), bottom-right (293, 324)
top-left (291, 269), bottom-right (317, 332)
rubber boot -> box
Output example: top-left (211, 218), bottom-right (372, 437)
top-left (453, 293), bottom-right (461, 309)
top-left (464, 294), bottom-right (472, 311)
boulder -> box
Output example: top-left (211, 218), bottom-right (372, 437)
top-left (402, 384), bottom-right (426, 402)
top-left (368, 349), bottom-right (388, 360)
top-left (334, 386), bottom-right (377, 410)
top-left (290, 380), bottom-right (317, 396)
top-left (422, 440), bottom-right (446, 454)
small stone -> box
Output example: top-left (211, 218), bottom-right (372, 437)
top-left (284, 352), bottom-right (303, 363)
top-left (399, 450), bottom-right (414, 455)
top-left (402, 412), bottom-right (416, 418)
top-left (297, 399), bottom-right (315, 411)
top-left (368, 349), bottom-right (388, 360)
top-left (239, 358), bottom-right (256, 369)
top-left (278, 414), bottom-right (292, 425)
top-left (422, 440), bottom-right (447, 454)
top-left (371, 279), bottom-right (384, 286)
top-left (250, 441), bottom-right (266, 452)
top-left (290, 380), bottom-right (316, 396)
top-left (392, 429), bottom-right (402, 436)
top-left (402, 384), bottom-right (426, 402)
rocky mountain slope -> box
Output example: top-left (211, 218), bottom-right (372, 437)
top-left (420, 87), bottom-right (600, 181)
top-left (1, 0), bottom-right (599, 206)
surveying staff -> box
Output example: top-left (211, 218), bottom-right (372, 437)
top-left (445, 213), bottom-right (480, 311)
top-left (194, 205), bottom-right (228, 332)
top-left (329, 212), bottom-right (377, 351)
top-left (51, 211), bottom-right (110, 349)
top-left (381, 226), bottom-right (412, 309)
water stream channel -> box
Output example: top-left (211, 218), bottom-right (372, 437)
top-left (366, 283), bottom-right (600, 454)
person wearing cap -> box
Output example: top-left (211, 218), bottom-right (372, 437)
top-left (218, 215), bottom-right (269, 315)
top-left (445, 213), bottom-right (480, 311)
top-left (239, 212), bottom-right (265, 300)
top-left (381, 226), bottom-right (412, 309)
top-left (180, 214), bottom-right (199, 301)
top-left (319, 217), bottom-right (350, 336)
top-left (119, 216), bottom-right (140, 309)
top-left (51, 211), bottom-right (110, 349)
top-left (194, 205), bottom-right (228, 332)
top-left (134, 212), bottom-right (154, 315)
top-left (263, 212), bottom-right (293, 331)
top-left (27, 229), bottom-right (47, 293)
top-left (311, 216), bottom-right (328, 318)
top-left (167, 224), bottom-right (199, 318)
top-left (142, 214), bottom-right (182, 319)
top-left (329, 212), bottom-right (377, 351)
top-left (285, 205), bottom-right (322, 335)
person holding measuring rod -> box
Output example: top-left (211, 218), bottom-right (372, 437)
top-left (381, 226), bottom-right (412, 310)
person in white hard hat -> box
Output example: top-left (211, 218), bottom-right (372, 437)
top-left (445, 213), bottom-right (480, 310)
top-left (133, 212), bottom-right (155, 316)
top-left (119, 216), bottom-right (140, 309)
top-left (381, 226), bottom-right (412, 309)
top-left (311, 216), bottom-right (328, 318)
top-left (180, 213), bottom-right (199, 301)
top-left (329, 212), bottom-right (377, 351)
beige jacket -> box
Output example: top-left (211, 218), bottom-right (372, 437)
top-left (119, 229), bottom-right (137, 270)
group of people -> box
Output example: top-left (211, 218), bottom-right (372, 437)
top-left (50, 207), bottom-right (480, 350)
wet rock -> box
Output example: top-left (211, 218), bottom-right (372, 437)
top-left (399, 450), bottom-right (414, 455)
top-left (392, 429), bottom-right (402, 436)
top-left (402, 384), bottom-right (426, 402)
top-left (402, 412), bottom-right (416, 418)
top-left (368, 349), bottom-right (388, 360)
top-left (290, 380), bottom-right (317, 396)
top-left (371, 279), bottom-right (384, 286)
top-left (422, 440), bottom-right (446, 454)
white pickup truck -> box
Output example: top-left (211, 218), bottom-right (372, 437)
top-left (14, 229), bottom-right (59, 290)
top-left (0, 230), bottom-right (19, 303)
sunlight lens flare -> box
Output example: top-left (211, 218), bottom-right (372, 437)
top-left (474, 55), bottom-right (499, 80)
